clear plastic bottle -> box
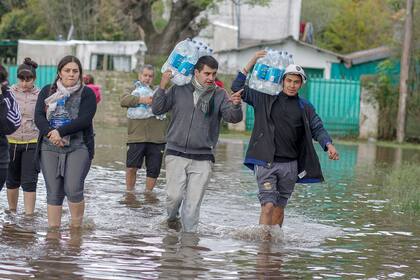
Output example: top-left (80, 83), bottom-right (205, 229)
top-left (49, 98), bottom-right (71, 128)
top-left (248, 49), bottom-right (285, 95)
top-left (127, 82), bottom-right (152, 119)
top-left (162, 38), bottom-right (199, 85)
top-left (288, 54), bottom-right (294, 65)
top-left (49, 97), bottom-right (71, 146)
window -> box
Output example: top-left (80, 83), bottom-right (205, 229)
top-left (90, 54), bottom-right (131, 71)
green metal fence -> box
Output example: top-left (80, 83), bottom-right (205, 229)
top-left (245, 78), bottom-right (361, 136)
top-left (6, 65), bottom-right (57, 89)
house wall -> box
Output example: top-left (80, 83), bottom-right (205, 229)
top-left (17, 40), bottom-right (146, 70)
top-left (214, 40), bottom-right (340, 77)
top-left (75, 42), bottom-right (146, 71)
top-left (200, 0), bottom-right (301, 51)
top-left (17, 41), bottom-right (75, 65)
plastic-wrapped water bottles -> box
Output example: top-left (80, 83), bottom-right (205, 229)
top-left (49, 97), bottom-right (71, 146)
top-left (50, 98), bottom-right (71, 128)
top-left (161, 38), bottom-right (213, 86)
top-left (127, 81), bottom-right (165, 120)
top-left (248, 49), bottom-right (294, 95)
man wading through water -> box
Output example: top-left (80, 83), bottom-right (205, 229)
top-left (152, 56), bottom-right (243, 232)
top-left (232, 50), bottom-right (339, 232)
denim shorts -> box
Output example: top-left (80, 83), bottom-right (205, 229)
top-left (255, 161), bottom-right (298, 207)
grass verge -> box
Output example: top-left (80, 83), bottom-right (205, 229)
top-left (382, 163), bottom-right (420, 215)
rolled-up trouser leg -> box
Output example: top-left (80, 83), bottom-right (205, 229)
top-left (63, 148), bottom-right (91, 203)
top-left (40, 150), bottom-right (65, 206)
top-left (165, 155), bottom-right (188, 221)
top-left (181, 159), bottom-right (212, 232)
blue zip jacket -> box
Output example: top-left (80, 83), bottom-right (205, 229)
top-left (231, 72), bottom-right (332, 183)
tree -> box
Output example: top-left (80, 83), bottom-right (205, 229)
top-left (319, 0), bottom-right (394, 54)
top-left (0, 0), bottom-right (49, 40)
top-left (396, 0), bottom-right (414, 143)
top-left (119, 0), bottom-right (270, 56)
top-left (301, 0), bottom-right (401, 54)
top-left (0, 0), bottom-right (141, 41)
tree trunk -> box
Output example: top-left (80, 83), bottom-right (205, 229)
top-left (120, 0), bottom-right (207, 55)
top-left (396, 0), bottom-right (414, 143)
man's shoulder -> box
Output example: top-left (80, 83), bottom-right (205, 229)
top-left (298, 96), bottom-right (315, 110)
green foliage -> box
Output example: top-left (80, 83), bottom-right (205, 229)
top-left (151, 1), bottom-right (168, 32)
top-left (363, 60), bottom-right (399, 140)
top-left (0, 1), bottom-right (49, 40)
top-left (382, 163), bottom-right (420, 215)
top-left (317, 0), bottom-right (393, 54)
top-left (0, 0), bottom-right (140, 41)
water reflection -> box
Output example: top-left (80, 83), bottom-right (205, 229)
top-left (159, 233), bottom-right (208, 279)
top-left (255, 242), bottom-right (284, 279)
top-left (0, 126), bottom-right (420, 278)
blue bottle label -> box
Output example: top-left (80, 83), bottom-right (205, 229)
top-left (253, 63), bottom-right (270, 80)
top-left (267, 68), bottom-right (283, 83)
top-left (169, 53), bottom-right (185, 69)
top-left (177, 61), bottom-right (194, 76)
top-left (50, 118), bottom-right (71, 128)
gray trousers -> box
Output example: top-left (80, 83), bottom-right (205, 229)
top-left (165, 155), bottom-right (212, 232)
top-left (40, 148), bottom-right (91, 206)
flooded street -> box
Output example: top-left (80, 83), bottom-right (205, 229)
top-left (1, 126), bottom-right (419, 279)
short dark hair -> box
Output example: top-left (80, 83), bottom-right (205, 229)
top-left (195, 56), bottom-right (218, 72)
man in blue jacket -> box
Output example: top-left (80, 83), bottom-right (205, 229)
top-left (231, 51), bottom-right (339, 228)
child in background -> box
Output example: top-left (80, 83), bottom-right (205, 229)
top-left (83, 74), bottom-right (102, 104)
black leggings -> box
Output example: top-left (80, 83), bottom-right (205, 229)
top-left (0, 168), bottom-right (7, 192)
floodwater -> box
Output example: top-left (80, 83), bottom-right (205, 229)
top-left (1, 126), bottom-right (419, 279)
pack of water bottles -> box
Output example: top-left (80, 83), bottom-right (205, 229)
top-left (49, 97), bottom-right (71, 146)
top-left (248, 49), bottom-right (294, 95)
top-left (161, 38), bottom-right (213, 86)
top-left (127, 81), bottom-right (166, 120)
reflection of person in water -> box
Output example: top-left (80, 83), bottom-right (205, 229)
top-left (159, 233), bottom-right (207, 278)
top-left (37, 228), bottom-right (84, 279)
top-left (120, 191), bottom-right (160, 209)
top-left (255, 242), bottom-right (284, 279)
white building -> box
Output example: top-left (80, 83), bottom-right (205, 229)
top-left (17, 40), bottom-right (147, 71)
top-left (214, 36), bottom-right (342, 77)
top-left (199, 0), bottom-right (302, 51)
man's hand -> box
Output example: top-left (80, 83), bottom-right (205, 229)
top-left (139, 96), bottom-right (153, 105)
top-left (244, 50), bottom-right (267, 74)
top-left (326, 143), bottom-right (339, 160)
top-left (230, 89), bottom-right (243, 105)
top-left (47, 129), bottom-right (64, 147)
top-left (160, 70), bottom-right (172, 89)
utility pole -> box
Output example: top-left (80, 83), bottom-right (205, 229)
top-left (232, 0), bottom-right (241, 48)
top-left (396, 0), bottom-right (414, 143)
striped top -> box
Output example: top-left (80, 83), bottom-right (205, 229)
top-left (0, 86), bottom-right (22, 135)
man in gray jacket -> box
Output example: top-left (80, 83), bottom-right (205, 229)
top-left (152, 56), bottom-right (243, 232)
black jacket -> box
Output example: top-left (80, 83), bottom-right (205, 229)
top-left (34, 85), bottom-right (96, 171)
top-left (231, 72), bottom-right (332, 183)
top-left (0, 86), bottom-right (21, 169)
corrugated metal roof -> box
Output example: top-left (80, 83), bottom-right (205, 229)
top-left (342, 46), bottom-right (392, 66)
top-left (214, 35), bottom-right (344, 59)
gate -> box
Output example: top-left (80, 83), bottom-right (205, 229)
top-left (245, 78), bottom-right (361, 136)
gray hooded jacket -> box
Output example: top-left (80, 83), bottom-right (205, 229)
top-left (152, 83), bottom-right (242, 155)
